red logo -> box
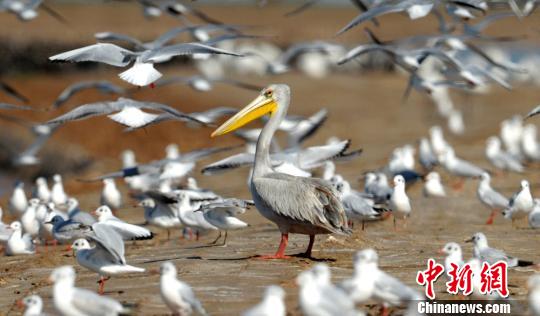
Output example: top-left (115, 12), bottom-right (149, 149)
top-left (417, 259), bottom-right (509, 299)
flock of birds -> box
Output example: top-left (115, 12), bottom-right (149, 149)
top-left (1, 0), bottom-right (540, 315)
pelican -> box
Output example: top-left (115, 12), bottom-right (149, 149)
top-left (211, 84), bottom-right (350, 259)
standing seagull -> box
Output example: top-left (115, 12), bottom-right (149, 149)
top-left (71, 224), bottom-right (145, 294)
top-left (211, 84), bottom-right (350, 259)
top-left (159, 261), bottom-right (208, 316)
top-left (9, 181), bottom-right (28, 215)
top-left (5, 221), bottom-right (35, 255)
top-left (100, 178), bottom-right (122, 210)
top-left (503, 180), bottom-right (534, 223)
top-left (50, 266), bottom-right (126, 316)
top-left (389, 175), bottom-right (411, 227)
top-left (477, 173), bottom-right (509, 225)
top-left (466, 232), bottom-right (533, 267)
top-left (51, 174), bottom-right (68, 206)
top-left (242, 285), bottom-right (286, 316)
top-left (423, 171), bottom-right (446, 197)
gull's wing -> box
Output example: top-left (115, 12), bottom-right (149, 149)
top-left (14, 132), bottom-right (51, 160)
top-left (53, 80), bottom-right (125, 108)
top-left (201, 152), bottom-right (255, 175)
top-left (279, 42), bottom-right (342, 65)
top-left (374, 271), bottom-right (421, 306)
top-left (105, 218), bottom-right (153, 240)
top-left (338, 44), bottom-right (399, 65)
top-left (479, 247), bottom-right (512, 265)
top-left (141, 43), bottom-right (243, 63)
top-left (337, 3), bottom-right (407, 35)
top-left (45, 101), bottom-right (119, 125)
top-left (526, 105), bottom-right (540, 119)
top-left (287, 108), bottom-right (328, 146)
top-left (190, 106), bottom-right (238, 124)
top-left (179, 145), bottom-right (241, 163)
top-left (152, 24), bottom-right (244, 48)
top-left (71, 287), bottom-right (124, 315)
top-left (0, 81), bottom-right (29, 103)
top-left (94, 32), bottom-right (145, 49)
top-left (198, 198), bottom-right (252, 216)
top-left (49, 43), bottom-right (135, 67)
top-left (0, 103), bottom-right (33, 110)
top-left (88, 222), bottom-right (126, 264)
top-left (296, 140), bottom-right (362, 169)
top-left (484, 188), bottom-right (509, 208)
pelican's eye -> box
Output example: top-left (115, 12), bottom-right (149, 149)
top-left (264, 90), bottom-right (273, 98)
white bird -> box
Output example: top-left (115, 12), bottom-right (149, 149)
top-left (33, 177), bottom-right (50, 202)
top-left (485, 136), bottom-right (524, 173)
top-left (466, 232), bottom-right (533, 267)
top-left (528, 199), bottom-right (540, 229)
top-left (21, 199), bottom-right (40, 237)
top-left (500, 115), bottom-right (523, 159)
top-left (440, 242), bottom-right (464, 277)
top-left (196, 198), bottom-right (250, 246)
top-left (418, 137), bottom-right (437, 170)
top-left (477, 173), bottom-right (509, 225)
top-left (389, 175), bottom-right (411, 226)
top-left (51, 174), bottom-right (68, 205)
top-left (423, 171), bottom-right (446, 197)
top-left (429, 126), bottom-right (450, 156)
top-left (94, 205), bottom-right (153, 240)
top-left (100, 178), bottom-right (123, 210)
top-left (138, 198), bottom-right (182, 239)
top-left (335, 179), bottom-right (385, 225)
top-left (242, 285), bottom-right (286, 316)
top-left (297, 264), bottom-right (359, 316)
top-left (439, 148), bottom-right (485, 180)
top-left (71, 223), bottom-right (145, 294)
top-left (503, 179), bottom-right (534, 222)
top-left (20, 294), bottom-right (44, 316)
top-left (9, 181), bottom-right (28, 215)
top-left (339, 248), bottom-right (420, 311)
top-left (159, 261), bottom-right (207, 316)
top-left (177, 193), bottom-right (218, 238)
top-left (66, 198), bottom-right (96, 226)
top-left (528, 274), bottom-right (540, 316)
top-left (50, 265), bottom-right (126, 316)
top-left (5, 221), bottom-right (35, 255)
top-left (521, 124), bottom-right (540, 161)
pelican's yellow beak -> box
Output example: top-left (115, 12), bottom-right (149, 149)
top-left (211, 94), bottom-right (277, 137)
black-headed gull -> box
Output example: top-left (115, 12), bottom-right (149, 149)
top-left (51, 174), bottom-right (68, 206)
top-left (5, 221), bottom-right (35, 255)
top-left (466, 232), bottom-right (533, 267)
top-left (477, 173), bottom-right (509, 225)
top-left (94, 205), bottom-right (153, 240)
top-left (159, 261), bottom-right (208, 316)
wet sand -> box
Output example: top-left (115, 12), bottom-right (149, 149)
top-left (0, 3), bottom-right (540, 316)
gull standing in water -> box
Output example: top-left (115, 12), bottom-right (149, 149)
top-left (71, 224), bottom-right (145, 294)
top-left (159, 261), bottom-right (208, 316)
top-left (466, 232), bottom-right (533, 267)
top-left (211, 84), bottom-right (350, 259)
top-left (94, 205), bottom-right (153, 240)
top-left (242, 285), bottom-right (286, 316)
top-left (50, 266), bottom-right (126, 316)
top-left (477, 173), bottom-right (509, 225)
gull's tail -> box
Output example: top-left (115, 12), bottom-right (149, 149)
top-left (119, 62), bottom-right (162, 87)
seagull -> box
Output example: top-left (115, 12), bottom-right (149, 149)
top-left (500, 115), bottom-right (524, 159)
top-left (389, 175), bottom-right (411, 226)
top-left (439, 148), bottom-right (485, 184)
top-left (33, 177), bottom-right (50, 202)
top-left (47, 215), bottom-right (91, 244)
top-left (440, 242), bottom-right (465, 277)
top-left (528, 274), bottom-right (540, 316)
top-left (334, 179), bottom-right (386, 226)
top-left (50, 265), bottom-right (126, 316)
top-left (100, 178), bottom-right (122, 210)
top-left (66, 198), bottom-right (96, 226)
top-left (521, 124), bottom-right (540, 162)
top-left (340, 248), bottom-right (421, 312)
top-left (71, 223), bottom-right (145, 294)
top-left (297, 264), bottom-right (359, 316)
top-left (242, 285), bottom-right (286, 316)
top-left (138, 198), bottom-right (182, 239)
top-left (159, 261), bottom-right (208, 316)
top-left (195, 198), bottom-right (251, 246)
top-left (176, 193), bottom-right (218, 239)
top-left (477, 173), bottom-right (509, 225)
top-left (423, 171), bottom-right (446, 197)
top-left (419, 137), bottom-right (438, 170)
top-left (44, 97), bottom-right (206, 129)
top-left (529, 199), bottom-right (540, 229)
top-left (94, 205), bottom-right (153, 241)
top-left (52, 80), bottom-right (126, 109)
top-left (9, 181), bottom-right (28, 215)
top-left (49, 42), bottom-right (243, 86)
top-left (21, 198), bottom-right (40, 237)
top-left (503, 180), bottom-right (534, 222)
top-left (5, 221), bottom-right (35, 255)
top-left (485, 136), bottom-right (524, 173)
top-left (51, 174), bottom-right (68, 205)
top-left (19, 294), bottom-right (43, 316)
top-left (466, 232), bottom-right (533, 267)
